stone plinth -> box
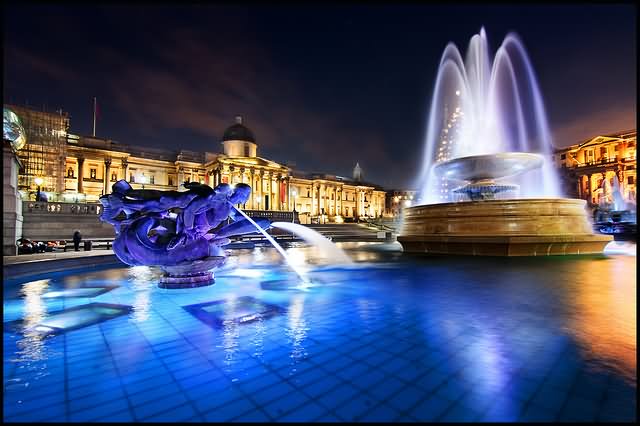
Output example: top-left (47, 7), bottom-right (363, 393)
top-left (159, 256), bottom-right (227, 288)
top-left (3, 142), bottom-right (23, 256)
top-left (398, 198), bottom-right (612, 256)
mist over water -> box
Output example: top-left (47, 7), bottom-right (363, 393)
top-left (416, 28), bottom-right (562, 204)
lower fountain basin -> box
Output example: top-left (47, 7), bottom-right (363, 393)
top-left (398, 198), bottom-right (612, 256)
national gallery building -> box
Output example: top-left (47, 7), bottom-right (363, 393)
top-left (6, 104), bottom-right (386, 223)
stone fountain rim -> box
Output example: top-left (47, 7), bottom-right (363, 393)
top-left (405, 198), bottom-right (587, 209)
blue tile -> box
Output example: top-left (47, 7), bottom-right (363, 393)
top-left (439, 401), bottom-right (481, 422)
top-left (300, 375), bottom-right (342, 398)
top-left (128, 382), bottom-right (183, 407)
top-left (333, 393), bottom-right (377, 421)
top-left (134, 392), bottom-right (189, 420)
top-left (368, 376), bottom-right (405, 401)
top-left (248, 381), bottom-right (296, 406)
top-left (69, 387), bottom-right (126, 413)
top-left (387, 385), bottom-right (426, 412)
top-left (262, 390), bottom-right (312, 419)
top-left (358, 402), bottom-right (401, 422)
top-left (144, 403), bottom-right (197, 422)
top-left (480, 396), bottom-right (525, 422)
top-left (70, 398), bottom-right (130, 422)
top-left (415, 369), bottom-right (448, 392)
top-left (202, 397), bottom-right (257, 422)
top-left (409, 394), bottom-right (452, 421)
top-left (435, 378), bottom-right (469, 402)
top-left (277, 401), bottom-right (327, 421)
top-left (4, 402), bottom-right (66, 422)
top-left (519, 403), bottom-right (558, 422)
top-left (318, 383), bottom-right (360, 409)
top-left (232, 409), bottom-right (271, 422)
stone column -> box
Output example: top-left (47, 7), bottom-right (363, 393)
top-left (265, 172), bottom-right (271, 210)
top-left (275, 174), bottom-right (282, 211)
top-left (177, 166), bottom-right (185, 190)
top-left (284, 177), bottom-right (290, 211)
top-left (77, 157), bottom-right (85, 194)
top-left (249, 169), bottom-right (255, 209)
top-left (258, 171), bottom-right (263, 210)
top-left (121, 158), bottom-right (129, 181)
top-left (104, 158), bottom-right (112, 195)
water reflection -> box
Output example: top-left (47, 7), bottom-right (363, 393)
top-left (6, 280), bottom-right (56, 392)
top-left (128, 266), bottom-right (154, 323)
top-left (565, 256), bottom-right (636, 382)
top-left (219, 296), bottom-right (240, 375)
top-left (250, 315), bottom-right (265, 360)
top-left (285, 294), bottom-right (309, 372)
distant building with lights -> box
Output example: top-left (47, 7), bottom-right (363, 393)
top-left (386, 190), bottom-right (417, 218)
top-left (553, 130), bottom-right (636, 205)
top-left (6, 105), bottom-right (386, 223)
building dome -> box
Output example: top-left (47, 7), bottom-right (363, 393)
top-left (222, 116), bottom-right (255, 143)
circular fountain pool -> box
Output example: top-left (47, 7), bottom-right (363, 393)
top-left (3, 242), bottom-right (636, 422)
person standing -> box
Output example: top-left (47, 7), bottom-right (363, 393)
top-left (73, 230), bottom-right (82, 251)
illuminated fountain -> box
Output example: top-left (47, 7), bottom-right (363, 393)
top-left (398, 28), bottom-right (612, 256)
top-left (99, 180), bottom-right (352, 288)
top-left (594, 175), bottom-right (637, 238)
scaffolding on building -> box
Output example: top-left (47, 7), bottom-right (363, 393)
top-left (5, 104), bottom-right (69, 197)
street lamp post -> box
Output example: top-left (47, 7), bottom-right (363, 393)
top-left (139, 174), bottom-right (147, 189)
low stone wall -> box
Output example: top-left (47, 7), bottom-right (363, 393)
top-left (3, 253), bottom-right (122, 281)
top-left (21, 201), bottom-right (115, 241)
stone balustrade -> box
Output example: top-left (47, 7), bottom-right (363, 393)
top-left (24, 201), bottom-right (102, 215)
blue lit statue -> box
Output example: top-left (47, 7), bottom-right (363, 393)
top-left (99, 180), bottom-right (270, 287)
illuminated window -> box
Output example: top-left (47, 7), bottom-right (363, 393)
top-left (67, 168), bottom-right (74, 178)
top-left (168, 175), bottom-right (175, 186)
top-left (111, 172), bottom-right (117, 182)
top-left (628, 176), bottom-right (635, 185)
top-left (149, 175), bottom-right (155, 184)
top-left (90, 168), bottom-right (97, 179)
top-left (130, 173), bottom-right (135, 183)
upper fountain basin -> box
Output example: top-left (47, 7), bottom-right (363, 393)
top-left (433, 152), bottom-right (544, 182)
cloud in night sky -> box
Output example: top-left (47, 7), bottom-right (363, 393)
top-left (3, 3), bottom-right (636, 189)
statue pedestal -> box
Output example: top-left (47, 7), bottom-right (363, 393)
top-left (159, 256), bottom-right (226, 288)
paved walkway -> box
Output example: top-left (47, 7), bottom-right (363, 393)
top-left (3, 249), bottom-right (115, 265)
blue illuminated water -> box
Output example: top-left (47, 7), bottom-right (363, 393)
top-left (3, 242), bottom-right (636, 422)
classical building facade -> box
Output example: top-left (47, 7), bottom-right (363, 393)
top-left (7, 106), bottom-right (386, 222)
top-left (553, 130), bottom-right (636, 205)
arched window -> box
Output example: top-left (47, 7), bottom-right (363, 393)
top-left (67, 168), bottom-right (74, 178)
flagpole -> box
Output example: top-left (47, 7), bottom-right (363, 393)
top-left (92, 97), bottom-right (97, 137)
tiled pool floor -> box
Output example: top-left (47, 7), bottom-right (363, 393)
top-left (3, 244), bottom-right (637, 422)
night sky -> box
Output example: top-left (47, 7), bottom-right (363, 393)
top-left (3, 2), bottom-right (636, 189)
